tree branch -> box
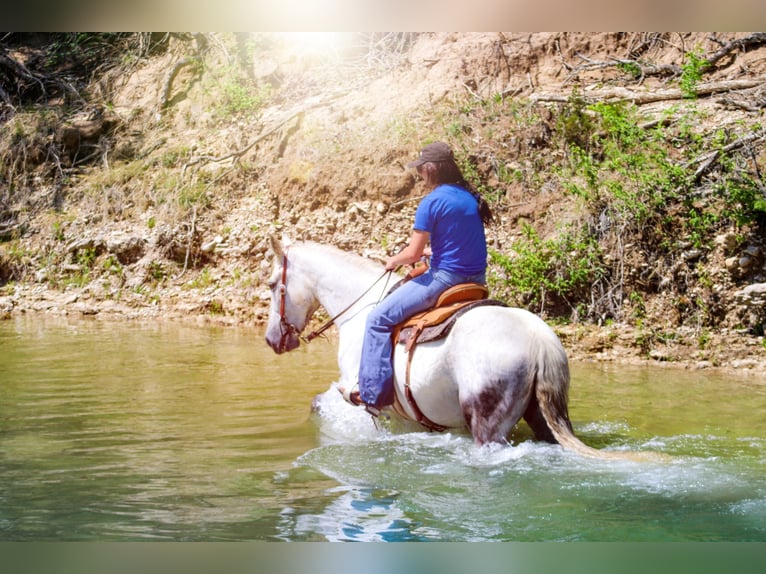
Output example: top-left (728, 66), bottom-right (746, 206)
top-left (704, 32), bottom-right (766, 69)
top-left (181, 92), bottom-right (346, 175)
top-left (682, 129), bottom-right (766, 183)
top-left (532, 77), bottom-right (766, 105)
top-left (160, 57), bottom-right (202, 110)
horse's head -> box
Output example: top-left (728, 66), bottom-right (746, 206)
top-left (264, 235), bottom-right (320, 354)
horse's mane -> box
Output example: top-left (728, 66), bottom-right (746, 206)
top-left (294, 241), bottom-right (385, 276)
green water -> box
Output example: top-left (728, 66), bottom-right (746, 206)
top-left (1, 316), bottom-right (765, 541)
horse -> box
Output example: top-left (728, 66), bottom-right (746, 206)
top-left (264, 235), bottom-right (662, 461)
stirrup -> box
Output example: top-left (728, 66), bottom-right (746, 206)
top-left (338, 383), bottom-right (380, 417)
top-left (339, 383), bottom-right (363, 406)
top-left (364, 404), bottom-right (381, 417)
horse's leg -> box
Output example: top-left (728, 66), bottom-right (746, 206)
top-left (522, 395), bottom-right (557, 443)
top-left (459, 364), bottom-right (532, 445)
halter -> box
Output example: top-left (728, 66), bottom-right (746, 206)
top-left (277, 250), bottom-right (393, 345)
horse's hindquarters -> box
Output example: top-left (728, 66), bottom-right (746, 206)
top-left (390, 307), bottom-right (540, 433)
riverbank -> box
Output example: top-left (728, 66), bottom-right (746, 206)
top-left (3, 282), bottom-right (766, 379)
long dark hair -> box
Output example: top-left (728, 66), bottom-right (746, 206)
top-left (418, 160), bottom-right (494, 225)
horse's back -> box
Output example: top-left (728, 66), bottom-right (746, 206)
top-left (449, 304), bottom-right (561, 352)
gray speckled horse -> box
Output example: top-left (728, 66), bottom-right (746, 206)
top-left (265, 236), bottom-right (661, 461)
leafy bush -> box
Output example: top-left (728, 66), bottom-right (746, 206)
top-left (489, 223), bottom-right (605, 317)
top-left (679, 48), bottom-right (709, 99)
top-left (211, 65), bottom-right (271, 119)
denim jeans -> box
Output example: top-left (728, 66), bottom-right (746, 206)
top-left (357, 267), bottom-right (486, 409)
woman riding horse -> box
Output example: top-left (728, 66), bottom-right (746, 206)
top-left (341, 142), bottom-right (494, 416)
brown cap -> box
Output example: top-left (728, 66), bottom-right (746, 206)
top-left (406, 141), bottom-right (454, 168)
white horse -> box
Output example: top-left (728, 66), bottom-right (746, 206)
top-left (264, 236), bottom-right (661, 461)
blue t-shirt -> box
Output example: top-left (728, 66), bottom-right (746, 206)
top-left (413, 184), bottom-right (487, 275)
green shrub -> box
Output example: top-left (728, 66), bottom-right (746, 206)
top-left (489, 223), bottom-right (605, 317)
top-left (212, 65), bottom-right (271, 119)
top-left (679, 48), bottom-right (709, 99)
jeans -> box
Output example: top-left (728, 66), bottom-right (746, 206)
top-left (357, 267), bottom-right (486, 409)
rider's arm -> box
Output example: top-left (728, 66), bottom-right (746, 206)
top-left (385, 230), bottom-right (429, 271)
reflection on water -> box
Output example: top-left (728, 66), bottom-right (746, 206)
top-left (1, 316), bottom-right (765, 541)
top-left (0, 316), bottom-right (337, 541)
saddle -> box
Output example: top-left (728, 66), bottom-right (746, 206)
top-left (390, 282), bottom-right (507, 431)
top-left (393, 283), bottom-right (495, 350)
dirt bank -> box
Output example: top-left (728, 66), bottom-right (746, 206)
top-left (2, 32), bottom-right (766, 374)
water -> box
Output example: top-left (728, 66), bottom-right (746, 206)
top-left (1, 316), bottom-right (765, 541)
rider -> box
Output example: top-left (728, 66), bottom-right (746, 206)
top-left (340, 141), bottom-right (493, 415)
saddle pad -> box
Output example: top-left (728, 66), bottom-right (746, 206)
top-left (396, 299), bottom-right (507, 347)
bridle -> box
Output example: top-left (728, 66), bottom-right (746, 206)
top-left (276, 250), bottom-right (393, 346)
top-left (275, 253), bottom-right (301, 352)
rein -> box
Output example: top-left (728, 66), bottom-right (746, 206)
top-left (303, 268), bottom-right (393, 343)
top-left (277, 250), bottom-right (393, 344)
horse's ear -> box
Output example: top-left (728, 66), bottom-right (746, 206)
top-left (269, 234), bottom-right (284, 258)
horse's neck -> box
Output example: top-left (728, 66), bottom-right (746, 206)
top-left (292, 244), bottom-right (388, 384)
top-left (293, 244), bottom-right (384, 319)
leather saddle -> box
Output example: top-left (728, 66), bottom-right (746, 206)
top-left (393, 282), bottom-right (504, 351)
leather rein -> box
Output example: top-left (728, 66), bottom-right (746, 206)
top-left (277, 251), bottom-right (393, 345)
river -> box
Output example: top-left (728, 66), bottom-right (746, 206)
top-left (1, 315), bottom-right (765, 542)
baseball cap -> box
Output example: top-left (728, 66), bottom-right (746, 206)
top-left (406, 141), bottom-right (454, 168)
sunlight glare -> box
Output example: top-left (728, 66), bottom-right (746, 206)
top-left (273, 32), bottom-right (353, 59)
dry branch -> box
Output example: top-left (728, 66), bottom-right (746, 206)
top-left (559, 33), bottom-right (766, 89)
top-left (181, 112), bottom-right (303, 176)
top-left (160, 57), bottom-right (202, 110)
top-left (0, 83), bottom-right (11, 106)
top-left (705, 32), bottom-right (766, 69)
top-left (563, 53), bottom-right (679, 86)
top-left (531, 77), bottom-right (766, 105)
top-left (0, 49), bottom-right (46, 97)
top-left (181, 93), bottom-right (345, 175)
top-left (678, 129), bottom-right (766, 184)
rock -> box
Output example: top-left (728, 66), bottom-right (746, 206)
top-left (715, 232), bottom-right (738, 254)
top-left (734, 283), bottom-right (766, 304)
top-left (725, 256), bottom-right (740, 272)
top-left (729, 358), bottom-right (762, 369)
top-left (201, 235), bottom-right (223, 253)
top-left (682, 249), bottom-right (702, 262)
top-left (73, 303), bottom-right (99, 316)
top-left (739, 255), bottom-right (754, 271)
top-left (649, 349), bottom-right (671, 362)
top-left (106, 233), bottom-right (147, 264)
top-left (66, 236), bottom-right (106, 255)
top-left (0, 296), bottom-right (13, 319)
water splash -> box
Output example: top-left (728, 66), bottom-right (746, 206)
top-left (293, 390), bottom-right (766, 541)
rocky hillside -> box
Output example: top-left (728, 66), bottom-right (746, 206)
top-left (2, 32), bottom-right (766, 371)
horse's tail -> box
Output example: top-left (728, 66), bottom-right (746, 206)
top-left (530, 331), bottom-right (669, 462)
